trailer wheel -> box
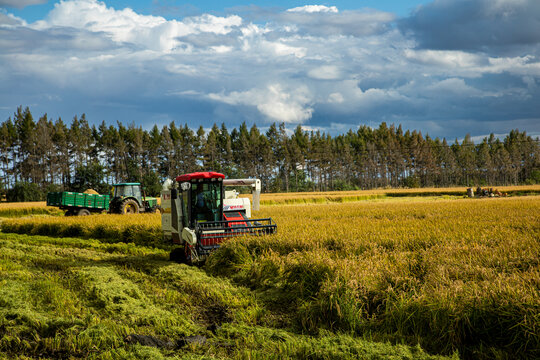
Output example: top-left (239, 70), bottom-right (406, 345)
top-left (77, 208), bottom-right (91, 216)
top-left (121, 199), bottom-right (139, 214)
top-left (65, 209), bottom-right (75, 216)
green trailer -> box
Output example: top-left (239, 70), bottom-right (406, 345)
top-left (47, 192), bottom-right (110, 216)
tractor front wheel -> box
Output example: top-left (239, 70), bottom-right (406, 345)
top-left (121, 199), bottom-right (139, 214)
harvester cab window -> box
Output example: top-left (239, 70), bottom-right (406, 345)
top-left (182, 189), bottom-right (189, 228)
top-left (191, 181), bottom-right (222, 223)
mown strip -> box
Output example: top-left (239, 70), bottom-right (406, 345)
top-left (0, 232), bottom-right (454, 359)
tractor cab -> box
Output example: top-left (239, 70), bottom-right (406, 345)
top-left (110, 183), bottom-right (158, 214)
top-left (161, 172), bottom-right (276, 264)
top-left (114, 183), bottom-right (143, 203)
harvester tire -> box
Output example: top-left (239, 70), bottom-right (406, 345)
top-left (77, 209), bottom-right (91, 216)
top-left (170, 247), bottom-right (187, 263)
top-left (121, 199), bottom-right (139, 214)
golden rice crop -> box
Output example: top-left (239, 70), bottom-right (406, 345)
top-left (253, 184), bottom-right (540, 205)
top-left (0, 201), bottom-right (47, 209)
top-left (208, 196), bottom-right (540, 359)
top-left (0, 201), bottom-right (61, 217)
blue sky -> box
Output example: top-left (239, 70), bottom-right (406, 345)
top-left (6, 1), bottom-right (434, 21)
top-left (1, 0), bottom-right (539, 140)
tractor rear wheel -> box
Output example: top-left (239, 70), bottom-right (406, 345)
top-left (121, 199), bottom-right (139, 214)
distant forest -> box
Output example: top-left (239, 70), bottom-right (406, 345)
top-left (1, 106), bottom-right (539, 200)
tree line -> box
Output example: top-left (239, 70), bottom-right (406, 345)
top-left (1, 106), bottom-right (539, 200)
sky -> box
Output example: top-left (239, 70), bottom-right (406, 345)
top-left (0, 0), bottom-right (539, 140)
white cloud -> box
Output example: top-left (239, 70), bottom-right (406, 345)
top-left (328, 92), bottom-right (344, 103)
top-left (426, 78), bottom-right (488, 97)
top-left (308, 65), bottom-right (341, 80)
top-left (208, 84), bottom-right (313, 123)
top-left (31, 0), bottom-right (242, 52)
top-left (287, 5), bottom-right (339, 13)
top-left (265, 40), bottom-right (306, 58)
top-left (404, 49), bottom-right (483, 68)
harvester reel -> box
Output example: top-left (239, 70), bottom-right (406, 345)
top-left (122, 199), bottom-right (139, 214)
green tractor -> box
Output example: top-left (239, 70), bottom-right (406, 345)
top-left (109, 183), bottom-right (159, 214)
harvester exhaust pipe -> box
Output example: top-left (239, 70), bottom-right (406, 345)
top-left (223, 178), bottom-right (261, 211)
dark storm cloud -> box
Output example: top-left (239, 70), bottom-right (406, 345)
top-left (0, 0), bottom-right (47, 8)
top-left (400, 0), bottom-right (540, 54)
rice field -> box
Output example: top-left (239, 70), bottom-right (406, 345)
top-left (253, 185), bottom-right (540, 205)
top-left (0, 191), bottom-right (539, 359)
top-left (0, 201), bottom-right (61, 217)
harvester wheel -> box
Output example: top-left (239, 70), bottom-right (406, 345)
top-left (121, 199), bottom-right (139, 214)
top-left (169, 247), bottom-right (187, 263)
top-left (77, 209), bottom-right (91, 216)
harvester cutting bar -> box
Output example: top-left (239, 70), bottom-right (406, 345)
top-left (194, 218), bottom-right (276, 254)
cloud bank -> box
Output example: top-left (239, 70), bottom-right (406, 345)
top-left (0, 0), bottom-right (539, 139)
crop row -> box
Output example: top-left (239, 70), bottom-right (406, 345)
top-left (0, 214), bottom-right (162, 247)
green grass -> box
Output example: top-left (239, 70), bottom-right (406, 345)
top-left (0, 232), bottom-right (454, 359)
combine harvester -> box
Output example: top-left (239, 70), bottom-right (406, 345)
top-left (161, 172), bottom-right (277, 264)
